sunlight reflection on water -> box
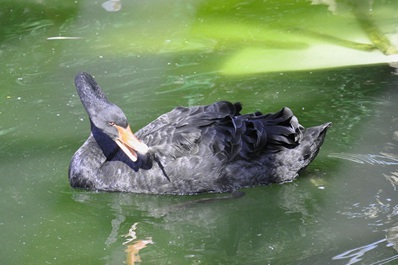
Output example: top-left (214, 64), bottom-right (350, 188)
top-left (332, 238), bottom-right (398, 265)
top-left (328, 153), bottom-right (398, 165)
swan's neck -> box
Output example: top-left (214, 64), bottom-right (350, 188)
top-left (68, 121), bottom-right (119, 188)
top-left (68, 135), bottom-right (107, 189)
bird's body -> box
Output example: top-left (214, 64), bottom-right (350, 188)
top-left (69, 72), bottom-right (330, 195)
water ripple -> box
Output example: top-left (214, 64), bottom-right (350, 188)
top-left (328, 152), bottom-right (398, 166)
top-left (332, 238), bottom-right (387, 265)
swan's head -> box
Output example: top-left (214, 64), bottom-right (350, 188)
top-left (75, 72), bottom-right (148, 162)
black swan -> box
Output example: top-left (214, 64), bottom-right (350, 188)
top-left (69, 72), bottom-right (330, 194)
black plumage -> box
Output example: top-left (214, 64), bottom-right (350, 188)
top-left (69, 72), bottom-right (330, 194)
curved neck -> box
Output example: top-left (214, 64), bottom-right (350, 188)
top-left (68, 122), bottom-right (119, 189)
top-left (90, 121), bottom-right (119, 160)
top-left (69, 123), bottom-right (156, 190)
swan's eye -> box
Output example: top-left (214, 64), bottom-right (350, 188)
top-left (109, 121), bottom-right (115, 126)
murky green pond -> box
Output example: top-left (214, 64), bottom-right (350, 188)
top-left (1, 0), bottom-right (398, 264)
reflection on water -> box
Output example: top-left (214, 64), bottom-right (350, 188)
top-left (325, 73), bottom-right (398, 264)
top-left (338, 189), bottom-right (393, 220)
top-left (329, 153), bottom-right (398, 166)
top-left (122, 223), bottom-right (153, 265)
top-left (102, 0), bottom-right (122, 12)
top-left (332, 238), bottom-right (395, 265)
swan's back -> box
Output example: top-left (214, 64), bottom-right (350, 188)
top-left (134, 101), bottom-right (330, 193)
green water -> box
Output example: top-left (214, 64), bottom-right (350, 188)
top-left (1, 0), bottom-right (398, 264)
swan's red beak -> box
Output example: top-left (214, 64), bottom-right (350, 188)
top-left (114, 125), bottom-right (149, 162)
